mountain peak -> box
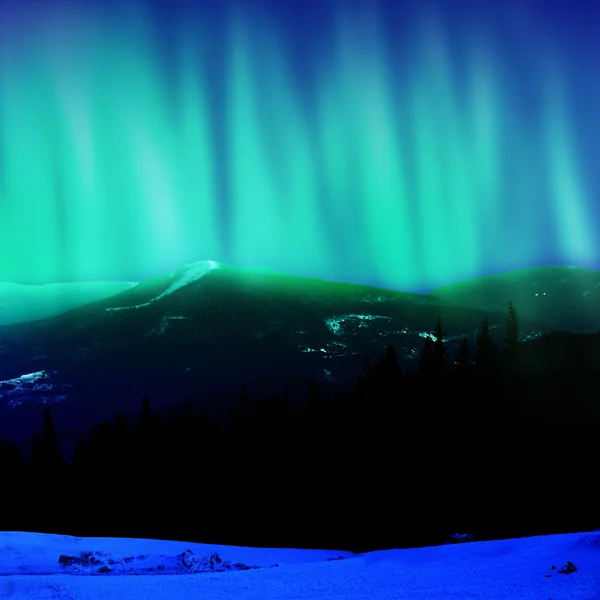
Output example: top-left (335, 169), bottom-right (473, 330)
top-left (106, 260), bottom-right (221, 312)
top-left (169, 260), bottom-right (220, 278)
top-left (165, 260), bottom-right (220, 294)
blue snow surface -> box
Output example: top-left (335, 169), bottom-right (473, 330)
top-left (0, 530), bottom-right (599, 599)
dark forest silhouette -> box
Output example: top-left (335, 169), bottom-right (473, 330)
top-left (0, 301), bottom-right (597, 552)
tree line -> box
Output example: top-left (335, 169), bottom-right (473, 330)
top-left (0, 301), bottom-right (597, 552)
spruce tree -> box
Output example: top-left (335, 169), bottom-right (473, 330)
top-left (384, 344), bottom-right (399, 371)
top-left (376, 343), bottom-right (401, 387)
top-left (433, 316), bottom-right (448, 375)
top-left (456, 335), bottom-right (472, 371)
top-left (31, 407), bottom-right (63, 475)
top-left (475, 316), bottom-right (497, 368)
top-left (27, 408), bottom-right (65, 529)
top-left (505, 301), bottom-right (519, 353)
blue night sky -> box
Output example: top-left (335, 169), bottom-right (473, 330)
top-left (0, 0), bottom-right (599, 293)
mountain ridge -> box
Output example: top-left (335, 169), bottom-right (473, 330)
top-left (2, 262), bottom-right (597, 440)
top-left (429, 265), bottom-right (600, 333)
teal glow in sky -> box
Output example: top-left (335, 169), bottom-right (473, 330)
top-left (0, 0), bottom-right (599, 293)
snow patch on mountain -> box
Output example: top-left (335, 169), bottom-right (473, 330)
top-left (0, 370), bottom-right (67, 407)
top-left (161, 260), bottom-right (220, 299)
top-left (0, 371), bottom-right (49, 386)
top-left (325, 314), bottom-right (392, 336)
top-left (106, 261), bottom-right (219, 312)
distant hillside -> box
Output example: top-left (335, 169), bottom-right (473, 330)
top-left (428, 266), bottom-right (600, 333)
top-left (0, 281), bottom-right (137, 325)
top-left (0, 261), bottom-right (552, 439)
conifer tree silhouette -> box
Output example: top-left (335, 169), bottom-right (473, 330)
top-left (29, 407), bottom-right (63, 476)
top-left (26, 407), bottom-right (66, 530)
top-left (433, 316), bottom-right (448, 375)
top-left (456, 335), bottom-right (472, 371)
top-left (475, 316), bottom-right (497, 368)
top-left (505, 300), bottom-right (519, 353)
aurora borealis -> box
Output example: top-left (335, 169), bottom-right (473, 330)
top-left (0, 0), bottom-right (599, 293)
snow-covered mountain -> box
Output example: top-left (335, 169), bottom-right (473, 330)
top-left (0, 530), bottom-right (598, 599)
top-left (0, 261), bottom-right (554, 438)
top-left (0, 370), bottom-right (67, 408)
top-left (104, 260), bottom-right (219, 311)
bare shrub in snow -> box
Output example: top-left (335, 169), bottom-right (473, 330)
top-left (58, 552), bottom-right (102, 568)
top-left (180, 550), bottom-right (199, 569)
top-left (59, 548), bottom-right (263, 575)
top-left (558, 561), bottom-right (578, 574)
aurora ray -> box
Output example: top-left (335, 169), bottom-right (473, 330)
top-left (0, 0), bottom-right (598, 293)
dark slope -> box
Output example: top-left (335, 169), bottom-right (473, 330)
top-left (429, 265), bottom-right (600, 333)
top-left (0, 262), bottom-right (552, 438)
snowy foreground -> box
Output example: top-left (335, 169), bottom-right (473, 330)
top-left (0, 531), bottom-right (599, 599)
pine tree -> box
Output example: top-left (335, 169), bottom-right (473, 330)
top-left (456, 335), bottom-right (472, 371)
top-left (475, 316), bottom-right (497, 368)
top-left (30, 407), bottom-right (63, 474)
top-left (27, 408), bottom-right (65, 529)
top-left (384, 344), bottom-right (398, 371)
top-left (433, 316), bottom-right (448, 375)
top-left (505, 300), bottom-right (519, 353)
top-left (376, 343), bottom-right (401, 386)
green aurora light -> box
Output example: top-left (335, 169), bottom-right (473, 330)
top-left (0, 2), bottom-right (597, 293)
